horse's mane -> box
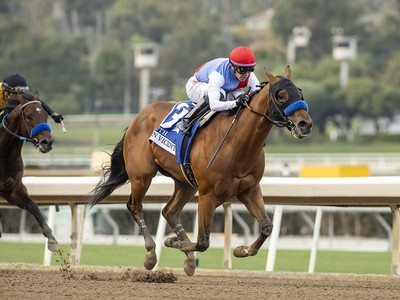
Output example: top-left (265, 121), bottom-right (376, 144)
top-left (3, 99), bottom-right (20, 111)
top-left (21, 93), bottom-right (34, 101)
top-left (2, 92), bottom-right (33, 112)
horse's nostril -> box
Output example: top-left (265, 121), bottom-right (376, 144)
top-left (298, 120), bottom-right (313, 131)
top-left (298, 120), bottom-right (307, 129)
top-left (39, 139), bottom-right (53, 147)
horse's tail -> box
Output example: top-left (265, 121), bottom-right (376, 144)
top-left (88, 132), bottom-right (129, 207)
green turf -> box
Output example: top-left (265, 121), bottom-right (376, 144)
top-left (0, 242), bottom-right (391, 275)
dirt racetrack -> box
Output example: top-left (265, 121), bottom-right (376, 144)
top-left (1, 263), bottom-right (399, 300)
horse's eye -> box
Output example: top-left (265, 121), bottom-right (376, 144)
top-left (25, 114), bottom-right (32, 122)
top-left (297, 88), bottom-right (303, 98)
top-left (276, 90), bottom-right (288, 104)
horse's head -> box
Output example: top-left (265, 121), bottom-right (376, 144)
top-left (260, 66), bottom-right (312, 139)
top-left (3, 92), bottom-right (53, 153)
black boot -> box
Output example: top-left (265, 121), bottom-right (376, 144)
top-left (178, 97), bottom-right (209, 131)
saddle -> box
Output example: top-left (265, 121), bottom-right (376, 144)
top-left (176, 109), bottom-right (215, 187)
top-left (149, 101), bottom-right (216, 187)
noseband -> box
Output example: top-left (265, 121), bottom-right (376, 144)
top-left (245, 81), bottom-right (309, 130)
top-left (1, 100), bottom-right (51, 145)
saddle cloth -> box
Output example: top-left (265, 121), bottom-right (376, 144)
top-left (149, 100), bottom-right (202, 187)
top-left (149, 100), bottom-right (194, 157)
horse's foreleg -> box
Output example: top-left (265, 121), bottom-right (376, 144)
top-left (12, 193), bottom-right (60, 252)
top-left (234, 185), bottom-right (273, 258)
top-left (26, 200), bottom-right (60, 252)
top-left (233, 218), bottom-right (272, 257)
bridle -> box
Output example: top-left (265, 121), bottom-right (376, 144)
top-left (207, 79), bottom-right (308, 168)
top-left (1, 100), bottom-right (51, 146)
top-left (245, 81), bottom-right (308, 130)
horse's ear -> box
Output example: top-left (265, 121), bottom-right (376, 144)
top-left (285, 65), bottom-right (292, 79)
top-left (34, 91), bottom-right (40, 99)
top-left (264, 68), bottom-right (279, 84)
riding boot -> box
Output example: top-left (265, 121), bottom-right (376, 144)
top-left (178, 97), bottom-right (209, 131)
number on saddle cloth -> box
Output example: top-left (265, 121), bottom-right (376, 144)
top-left (160, 101), bottom-right (194, 129)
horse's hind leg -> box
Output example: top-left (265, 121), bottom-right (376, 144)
top-left (9, 188), bottom-right (60, 252)
top-left (162, 181), bottom-right (197, 275)
top-left (234, 184), bottom-right (272, 257)
top-left (126, 177), bottom-right (158, 270)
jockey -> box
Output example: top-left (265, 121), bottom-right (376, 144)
top-left (178, 46), bottom-right (260, 131)
top-left (0, 74), bottom-right (64, 123)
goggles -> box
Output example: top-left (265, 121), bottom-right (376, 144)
top-left (235, 67), bottom-right (254, 75)
top-left (14, 86), bottom-right (29, 93)
top-left (1, 82), bottom-right (29, 93)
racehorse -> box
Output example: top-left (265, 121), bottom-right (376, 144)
top-left (0, 92), bottom-right (60, 252)
top-left (89, 66), bottom-right (312, 276)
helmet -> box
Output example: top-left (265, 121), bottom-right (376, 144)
top-left (3, 74), bottom-right (29, 92)
top-left (229, 46), bottom-right (256, 67)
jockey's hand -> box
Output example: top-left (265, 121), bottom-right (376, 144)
top-left (235, 94), bottom-right (249, 107)
top-left (51, 112), bottom-right (64, 123)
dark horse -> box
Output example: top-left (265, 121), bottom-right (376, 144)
top-left (89, 66), bottom-right (312, 275)
top-left (0, 92), bottom-right (60, 252)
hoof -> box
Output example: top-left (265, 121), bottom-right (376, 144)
top-left (143, 250), bottom-right (157, 270)
top-left (183, 252), bottom-right (196, 276)
top-left (48, 241), bottom-right (60, 252)
top-left (164, 236), bottom-right (179, 248)
top-left (233, 246), bottom-right (249, 258)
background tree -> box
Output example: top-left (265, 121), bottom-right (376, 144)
top-left (0, 0), bottom-right (398, 141)
top-left (270, 0), bottom-right (365, 61)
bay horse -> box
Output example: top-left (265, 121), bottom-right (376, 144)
top-left (89, 66), bottom-right (312, 276)
top-left (0, 92), bottom-right (60, 252)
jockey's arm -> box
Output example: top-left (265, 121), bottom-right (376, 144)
top-left (207, 72), bottom-right (237, 111)
top-left (36, 100), bottom-right (64, 123)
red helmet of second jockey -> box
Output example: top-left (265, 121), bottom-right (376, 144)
top-left (229, 46), bottom-right (256, 68)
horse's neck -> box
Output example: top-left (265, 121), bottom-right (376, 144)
top-left (232, 89), bottom-right (273, 152)
top-left (0, 142), bottom-right (23, 164)
top-left (0, 120), bottom-right (23, 157)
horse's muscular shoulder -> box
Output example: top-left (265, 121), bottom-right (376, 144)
top-left (0, 176), bottom-right (18, 194)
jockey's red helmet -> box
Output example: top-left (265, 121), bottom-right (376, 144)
top-left (229, 46), bottom-right (256, 68)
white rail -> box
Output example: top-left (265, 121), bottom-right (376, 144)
top-left (20, 152), bottom-right (400, 175)
top-left (1, 176), bottom-right (400, 275)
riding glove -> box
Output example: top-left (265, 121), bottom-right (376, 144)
top-left (235, 94), bottom-right (249, 107)
top-left (51, 113), bottom-right (64, 123)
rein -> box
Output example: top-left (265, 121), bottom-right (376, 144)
top-left (206, 106), bottom-right (244, 168)
top-left (206, 79), bottom-right (309, 168)
top-left (245, 100), bottom-right (293, 128)
top-left (1, 100), bottom-right (51, 145)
